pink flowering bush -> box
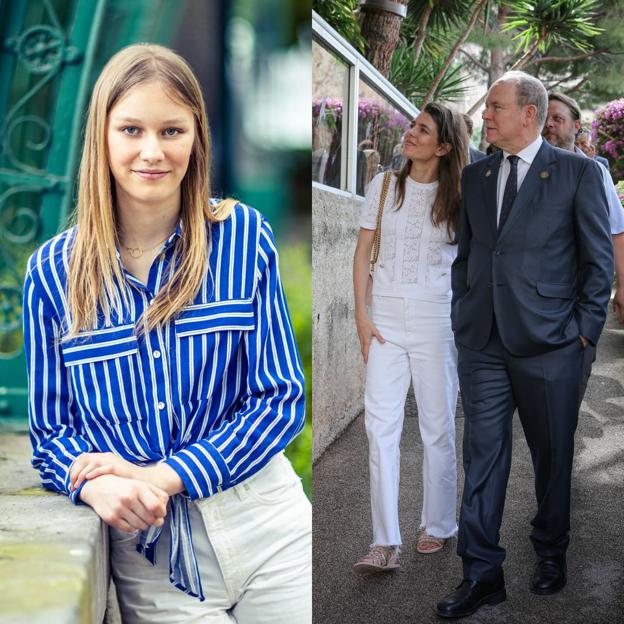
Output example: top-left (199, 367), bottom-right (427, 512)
top-left (592, 98), bottom-right (624, 182)
top-left (312, 97), bottom-right (410, 166)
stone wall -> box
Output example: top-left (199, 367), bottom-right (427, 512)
top-left (0, 435), bottom-right (113, 624)
top-left (312, 186), bottom-right (366, 461)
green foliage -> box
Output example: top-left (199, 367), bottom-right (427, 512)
top-left (280, 242), bottom-right (312, 498)
top-left (503, 0), bottom-right (603, 52)
top-left (313, 0), bottom-right (367, 54)
top-left (615, 180), bottom-right (624, 207)
top-left (390, 44), bottom-right (472, 105)
top-left (407, 0), bottom-right (474, 31)
top-left (390, 3), bottom-right (476, 107)
top-left (539, 0), bottom-right (624, 108)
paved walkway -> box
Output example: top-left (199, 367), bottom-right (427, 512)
top-left (313, 307), bottom-right (624, 624)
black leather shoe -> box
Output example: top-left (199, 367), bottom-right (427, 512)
top-left (435, 578), bottom-right (506, 619)
top-left (530, 557), bottom-right (567, 595)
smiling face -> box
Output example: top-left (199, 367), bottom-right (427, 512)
top-left (106, 80), bottom-right (195, 212)
top-left (401, 111), bottom-right (448, 164)
top-left (543, 99), bottom-right (580, 151)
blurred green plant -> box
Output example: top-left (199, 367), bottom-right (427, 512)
top-left (313, 0), bottom-right (366, 54)
top-left (502, 0), bottom-right (603, 54)
top-left (280, 241), bottom-right (312, 499)
top-left (615, 180), bottom-right (624, 207)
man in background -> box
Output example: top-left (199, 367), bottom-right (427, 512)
top-left (462, 113), bottom-right (487, 163)
top-left (543, 92), bottom-right (624, 327)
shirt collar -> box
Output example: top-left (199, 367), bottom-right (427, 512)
top-left (503, 135), bottom-right (543, 166)
top-left (170, 219), bottom-right (183, 243)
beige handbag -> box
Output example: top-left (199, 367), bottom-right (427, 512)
top-left (365, 171), bottom-right (392, 306)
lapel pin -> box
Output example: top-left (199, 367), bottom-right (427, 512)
top-left (485, 170), bottom-right (492, 177)
top-left (539, 171), bottom-right (549, 179)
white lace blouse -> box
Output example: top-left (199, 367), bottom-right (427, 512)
top-left (360, 172), bottom-right (457, 303)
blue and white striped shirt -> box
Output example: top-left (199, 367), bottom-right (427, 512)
top-left (23, 203), bottom-right (305, 600)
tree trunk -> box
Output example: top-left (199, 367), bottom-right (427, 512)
top-left (476, 6), bottom-right (508, 149)
top-left (421, 0), bottom-right (488, 106)
top-left (360, 0), bottom-right (409, 77)
top-left (488, 6), bottom-right (508, 85)
top-left (412, 3), bottom-right (433, 65)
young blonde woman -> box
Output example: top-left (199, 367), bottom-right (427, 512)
top-left (23, 44), bottom-right (310, 623)
top-left (352, 103), bottom-right (468, 572)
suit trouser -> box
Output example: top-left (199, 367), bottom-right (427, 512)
top-left (456, 323), bottom-right (585, 581)
top-left (579, 344), bottom-right (597, 406)
top-left (110, 453), bottom-right (311, 623)
top-left (365, 295), bottom-right (459, 546)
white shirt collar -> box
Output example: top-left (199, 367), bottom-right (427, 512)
top-left (502, 135), bottom-right (543, 166)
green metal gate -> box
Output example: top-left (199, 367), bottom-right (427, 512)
top-left (0, 0), bottom-right (183, 430)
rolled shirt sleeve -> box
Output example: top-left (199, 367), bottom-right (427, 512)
top-left (360, 172), bottom-right (387, 230)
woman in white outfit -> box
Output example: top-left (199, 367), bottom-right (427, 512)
top-left (352, 102), bottom-right (468, 572)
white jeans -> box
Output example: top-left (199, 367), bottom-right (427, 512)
top-left (110, 453), bottom-right (311, 623)
top-left (365, 295), bottom-right (458, 546)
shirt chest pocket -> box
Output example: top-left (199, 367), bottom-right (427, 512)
top-left (174, 299), bottom-right (256, 400)
top-left (60, 324), bottom-right (141, 425)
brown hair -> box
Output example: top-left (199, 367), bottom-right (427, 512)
top-left (394, 102), bottom-right (468, 243)
top-left (67, 44), bottom-right (236, 336)
top-left (548, 92), bottom-right (581, 121)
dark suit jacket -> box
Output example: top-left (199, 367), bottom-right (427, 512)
top-left (469, 146), bottom-right (487, 163)
top-left (451, 140), bottom-right (614, 356)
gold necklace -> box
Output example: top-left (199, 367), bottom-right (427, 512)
top-left (124, 233), bottom-right (171, 259)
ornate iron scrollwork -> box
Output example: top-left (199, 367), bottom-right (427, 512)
top-left (0, 0), bottom-right (79, 356)
top-left (14, 25), bottom-right (66, 75)
top-left (0, 187), bottom-right (41, 244)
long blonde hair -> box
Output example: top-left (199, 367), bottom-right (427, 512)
top-left (67, 44), bottom-right (235, 337)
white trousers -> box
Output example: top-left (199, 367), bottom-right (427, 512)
top-left (365, 295), bottom-right (458, 546)
top-left (110, 453), bottom-right (311, 623)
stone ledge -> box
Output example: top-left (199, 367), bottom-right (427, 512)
top-left (0, 435), bottom-right (109, 624)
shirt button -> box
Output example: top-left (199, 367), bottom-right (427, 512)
top-left (157, 401), bottom-right (165, 410)
top-left (153, 350), bottom-right (161, 359)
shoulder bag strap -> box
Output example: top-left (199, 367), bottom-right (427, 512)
top-left (369, 171), bottom-right (392, 274)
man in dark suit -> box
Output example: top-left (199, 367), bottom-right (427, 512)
top-left (543, 91), bottom-right (624, 401)
top-left (436, 71), bottom-right (613, 619)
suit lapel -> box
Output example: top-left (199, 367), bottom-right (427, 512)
top-left (483, 151), bottom-right (503, 240)
top-left (497, 141), bottom-right (557, 241)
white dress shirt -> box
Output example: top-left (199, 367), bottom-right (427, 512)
top-left (496, 135), bottom-right (543, 225)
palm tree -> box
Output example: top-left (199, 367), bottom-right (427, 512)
top-left (359, 0), bottom-right (409, 77)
